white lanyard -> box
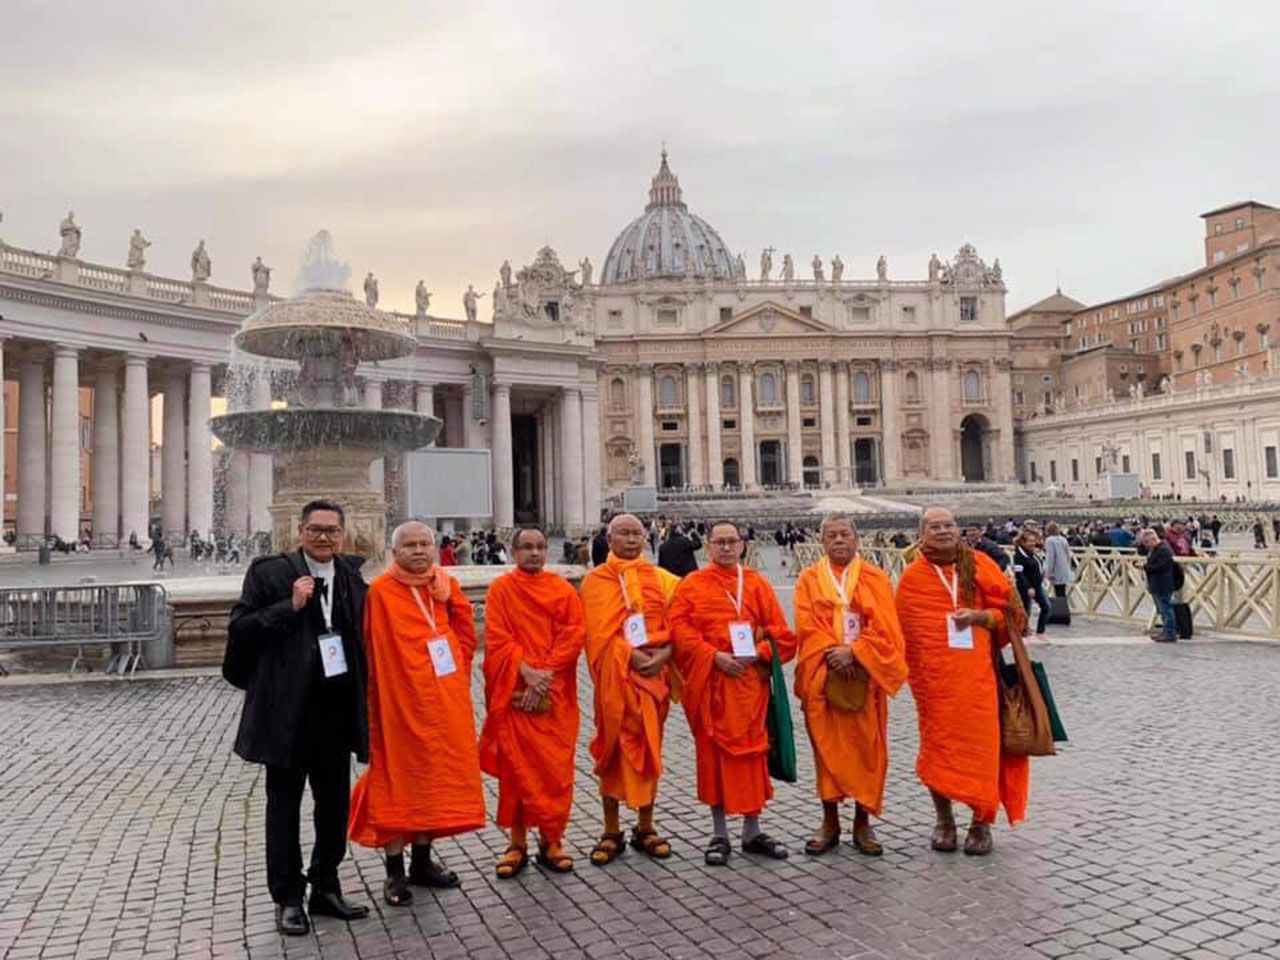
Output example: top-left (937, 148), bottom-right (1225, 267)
top-left (825, 559), bottom-right (851, 609)
top-left (618, 574), bottom-right (634, 612)
top-left (932, 563), bottom-right (959, 611)
top-left (723, 563), bottom-right (745, 618)
top-left (409, 585), bottom-right (439, 634)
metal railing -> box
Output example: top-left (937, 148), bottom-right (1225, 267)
top-left (0, 582), bottom-right (171, 676)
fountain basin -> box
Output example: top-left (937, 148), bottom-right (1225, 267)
top-left (235, 289), bottom-right (416, 362)
top-left (210, 408), bottom-right (441, 454)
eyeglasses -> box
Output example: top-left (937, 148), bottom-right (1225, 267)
top-left (303, 525), bottom-right (343, 539)
top-left (709, 538), bottom-right (741, 547)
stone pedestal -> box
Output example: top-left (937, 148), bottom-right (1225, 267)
top-left (267, 446), bottom-right (389, 567)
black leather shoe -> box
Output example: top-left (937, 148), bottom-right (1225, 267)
top-left (275, 903), bottom-right (309, 937)
top-left (307, 890), bottom-right (369, 921)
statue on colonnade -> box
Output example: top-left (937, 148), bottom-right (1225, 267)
top-left (812, 255), bottom-right (824, 282)
top-left (127, 230), bottom-right (151, 271)
top-left (781, 253), bottom-right (795, 283)
top-left (251, 256), bottom-right (271, 294)
top-left (58, 211), bottom-right (81, 258)
top-left (191, 240), bottom-right (212, 281)
top-left (876, 255), bottom-right (888, 282)
top-left (363, 271), bottom-right (379, 308)
top-left (463, 283), bottom-right (485, 323)
top-left (831, 254), bottom-right (844, 282)
top-left (415, 279), bottom-right (431, 317)
top-left (760, 247), bottom-right (773, 281)
top-left (579, 256), bottom-right (593, 286)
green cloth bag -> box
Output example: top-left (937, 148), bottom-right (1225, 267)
top-left (765, 637), bottom-right (797, 782)
top-left (1031, 661), bottom-right (1068, 743)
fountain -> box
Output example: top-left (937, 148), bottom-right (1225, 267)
top-left (210, 232), bottom-right (440, 565)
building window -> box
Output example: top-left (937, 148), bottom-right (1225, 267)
top-left (854, 415), bottom-right (872, 427)
top-left (802, 455), bottom-right (820, 489)
top-left (1049, 460), bottom-right (1057, 482)
top-left (1257, 272), bottom-right (1266, 293)
top-left (1043, 391), bottom-right (1052, 408)
top-left (904, 371), bottom-right (920, 401)
top-left (1208, 288), bottom-right (1218, 308)
top-left (1214, 251), bottom-right (1226, 264)
top-left (1014, 390), bottom-right (1025, 406)
top-left (1184, 450), bottom-right (1196, 480)
top-left (1171, 304), bottom-right (1180, 322)
top-left (1156, 333), bottom-right (1167, 350)
top-left (657, 375), bottom-right (679, 408)
top-left (1265, 446), bottom-right (1278, 479)
top-left (719, 306), bottom-right (733, 322)
top-left (960, 297), bottom-right (978, 322)
top-left (720, 376), bottom-right (736, 408)
top-left (852, 371), bottom-right (871, 403)
top-left (1095, 456), bottom-right (1103, 478)
top-left (610, 377), bottom-right (626, 410)
top-left (1237, 337), bottom-right (1246, 357)
top-left (901, 306), bottom-right (916, 323)
top-left (1213, 342), bottom-right (1223, 363)
top-left (800, 375), bottom-right (816, 405)
top-left (1223, 448), bottom-right (1235, 479)
top-left (798, 305), bottom-right (813, 319)
top-left (722, 418), bottom-right (736, 429)
top-left (1030, 462), bottom-right (1038, 482)
top-left (1262, 329), bottom-right (1271, 350)
top-left (1122, 454), bottom-right (1131, 473)
top-left (607, 309), bottom-right (623, 328)
top-left (1230, 279), bottom-right (1241, 299)
top-left (758, 372), bottom-right (779, 405)
top-left (802, 416), bottom-right (816, 428)
top-left (962, 369), bottom-right (982, 402)
top-left (660, 421), bottom-right (678, 432)
top-left (1152, 452), bottom-right (1162, 480)
top-left (656, 308), bottom-right (678, 325)
top-left (1235, 216), bottom-right (1245, 229)
top-left (1214, 223), bottom-right (1224, 235)
top-left (1071, 458), bottom-right (1079, 482)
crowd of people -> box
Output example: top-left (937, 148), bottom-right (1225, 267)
top-left (225, 500), bottom-right (1046, 936)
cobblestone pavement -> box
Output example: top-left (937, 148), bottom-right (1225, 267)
top-left (2, 628), bottom-right (1279, 960)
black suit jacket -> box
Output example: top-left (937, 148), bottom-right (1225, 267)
top-left (658, 533), bottom-right (699, 577)
top-left (225, 549), bottom-right (369, 767)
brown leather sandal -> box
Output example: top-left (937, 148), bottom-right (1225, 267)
top-left (931, 821), bottom-right (958, 852)
top-left (804, 831), bottom-right (840, 856)
top-left (590, 832), bottom-right (626, 866)
top-left (963, 823), bottom-right (993, 856)
top-left (851, 827), bottom-right (884, 857)
top-left (536, 841), bottom-right (574, 873)
top-left (630, 827), bottom-right (672, 859)
top-left (494, 845), bottom-right (528, 879)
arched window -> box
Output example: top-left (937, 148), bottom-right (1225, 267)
top-left (720, 375), bottom-right (736, 408)
top-left (853, 370), bottom-right (871, 403)
top-left (658, 374), bottom-right (678, 407)
top-left (904, 370), bottom-right (920, 401)
top-left (723, 458), bottom-right (740, 488)
top-left (802, 455), bottom-right (821, 489)
top-left (759, 372), bottom-right (779, 405)
top-left (963, 369), bottom-right (982, 402)
top-left (610, 377), bottom-right (626, 410)
top-left (800, 375), bottom-right (816, 405)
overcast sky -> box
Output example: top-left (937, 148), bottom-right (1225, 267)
top-left (3, 1), bottom-right (1277, 317)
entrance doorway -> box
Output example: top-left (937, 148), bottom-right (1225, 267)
top-left (659, 443), bottom-right (684, 489)
top-left (759, 440), bottom-right (783, 486)
top-left (723, 457), bottom-right (740, 488)
top-left (512, 414), bottom-right (539, 523)
top-left (960, 414), bottom-right (988, 482)
top-left (853, 438), bottom-right (878, 486)
top-left (802, 456), bottom-right (820, 489)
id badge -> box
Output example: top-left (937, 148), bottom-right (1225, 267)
top-left (1013, 564), bottom-right (1024, 573)
top-left (843, 611), bottom-right (861, 644)
top-left (728, 621), bottom-right (756, 659)
top-left (946, 615), bottom-right (974, 650)
top-left (624, 612), bottom-right (649, 648)
top-left (317, 632), bottom-right (348, 677)
top-left (427, 636), bottom-right (457, 677)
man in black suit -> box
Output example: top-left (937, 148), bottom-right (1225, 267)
top-left (224, 500), bottom-right (370, 936)
top-left (658, 523), bottom-right (699, 577)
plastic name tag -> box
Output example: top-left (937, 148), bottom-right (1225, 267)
top-left (843, 611), bottom-right (861, 644)
top-left (317, 632), bottom-right (348, 677)
top-left (624, 612), bottom-right (649, 648)
top-left (946, 615), bottom-right (974, 650)
top-left (728, 621), bottom-right (756, 659)
top-left (428, 636), bottom-right (457, 677)
top-left (1013, 564), bottom-right (1024, 573)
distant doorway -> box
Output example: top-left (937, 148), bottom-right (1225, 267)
top-left (759, 440), bottom-right (783, 486)
top-left (723, 457), bottom-right (740, 488)
top-left (960, 414), bottom-right (988, 482)
top-left (854, 438), bottom-right (878, 486)
top-left (802, 455), bottom-right (820, 489)
top-left (659, 443), bottom-right (684, 489)
top-left (512, 414), bottom-right (539, 523)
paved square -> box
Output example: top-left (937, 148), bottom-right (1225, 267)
top-left (2, 633), bottom-right (1278, 960)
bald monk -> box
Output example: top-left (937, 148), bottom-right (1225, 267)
top-left (896, 506), bottom-right (1029, 856)
top-left (580, 513), bottom-right (682, 865)
top-left (669, 520), bottom-right (797, 866)
top-left (348, 521), bottom-right (484, 906)
top-left (794, 513), bottom-right (907, 857)
top-left (479, 527), bottom-right (586, 877)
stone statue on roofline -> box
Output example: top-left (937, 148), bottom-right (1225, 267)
top-left (781, 253), bottom-right (795, 283)
top-left (734, 252), bottom-right (746, 280)
top-left (579, 256), bottom-right (593, 286)
top-left (463, 283), bottom-right (485, 323)
top-left (500, 259), bottom-right (512, 288)
top-left (811, 255), bottom-right (824, 282)
top-left (928, 252), bottom-right (941, 282)
top-left (760, 247), bottom-right (773, 281)
top-left (127, 230), bottom-right (151, 271)
top-left (415, 279), bottom-right (431, 316)
top-left (58, 211), bottom-right (81, 258)
top-left (191, 240), bottom-right (212, 282)
top-left (363, 271), bottom-right (379, 308)
top-left (831, 255), bottom-right (844, 282)
top-left (876, 255), bottom-right (888, 282)
top-left (251, 255), bottom-right (270, 294)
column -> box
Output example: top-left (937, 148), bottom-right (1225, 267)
top-left (685, 364), bottom-right (704, 486)
top-left (560, 388), bottom-right (585, 530)
top-left (785, 361), bottom-right (803, 485)
top-left (364, 379), bottom-right (384, 494)
top-left (931, 360), bottom-right (954, 479)
top-left (536, 411), bottom-right (550, 527)
top-left (49, 346), bottom-right (80, 542)
top-left (91, 362), bottom-right (120, 544)
top-left (120, 356), bottom-right (150, 545)
top-left (818, 361), bottom-right (836, 487)
top-left (222, 377), bottom-right (250, 537)
top-left (704, 362), bottom-right (723, 487)
top-left (491, 383), bottom-right (514, 529)
top-left (16, 354), bottom-right (46, 540)
top-left (542, 406), bottom-right (558, 529)
top-left (415, 384), bottom-right (437, 446)
top-left (835, 363), bottom-right (851, 487)
top-left (739, 363), bottom-right (757, 488)
top-left (0, 342), bottom-right (6, 548)
top-left (880, 360), bottom-right (900, 484)
top-left (581, 389), bottom-right (602, 524)
top-left (992, 360), bottom-right (1015, 482)
top-left (248, 370), bottom-right (273, 534)
top-left (635, 365), bottom-right (656, 486)
top-left (187, 362), bottom-right (214, 537)
top-left (162, 367), bottom-right (187, 539)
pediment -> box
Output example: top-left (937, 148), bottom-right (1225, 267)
top-left (705, 300), bottom-right (831, 337)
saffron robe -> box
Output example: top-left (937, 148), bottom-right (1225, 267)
top-left (794, 558), bottom-right (907, 814)
top-left (669, 563), bottom-right (797, 815)
top-left (896, 550), bottom-right (1030, 824)
top-left (581, 553), bottom-right (680, 809)
top-left (478, 568), bottom-right (586, 839)
top-left (349, 572), bottom-right (485, 847)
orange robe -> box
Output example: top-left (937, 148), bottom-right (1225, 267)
top-left (478, 568), bottom-right (586, 840)
top-left (794, 557), bottom-right (907, 815)
top-left (896, 550), bottom-right (1030, 824)
top-left (670, 563), bottom-right (797, 815)
top-left (581, 553), bottom-right (680, 809)
top-left (348, 572), bottom-right (485, 847)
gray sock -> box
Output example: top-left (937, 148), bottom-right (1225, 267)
top-left (742, 814), bottom-right (761, 844)
top-left (711, 806), bottom-right (728, 840)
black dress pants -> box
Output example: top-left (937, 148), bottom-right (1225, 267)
top-left (265, 746), bottom-right (351, 905)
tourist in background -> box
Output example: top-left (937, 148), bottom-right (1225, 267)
top-left (1043, 522), bottom-right (1073, 599)
top-left (658, 523), bottom-right (699, 576)
top-left (1013, 529), bottom-right (1050, 641)
top-left (1167, 519), bottom-right (1195, 557)
top-left (963, 524), bottom-right (1009, 571)
top-left (1252, 517), bottom-right (1268, 549)
top-left (1139, 529), bottom-right (1178, 642)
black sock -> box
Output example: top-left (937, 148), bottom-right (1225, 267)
top-left (386, 852), bottom-right (405, 878)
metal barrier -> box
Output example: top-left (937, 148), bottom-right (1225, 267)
top-left (786, 542), bottom-right (1280, 641)
top-left (0, 582), bottom-right (171, 676)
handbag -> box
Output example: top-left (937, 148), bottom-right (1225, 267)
top-left (824, 659), bottom-right (869, 712)
top-left (992, 631), bottom-right (1056, 757)
top-left (1031, 661), bottom-right (1068, 742)
top-left (1046, 595), bottom-right (1071, 626)
top-left (764, 636), bottom-right (797, 782)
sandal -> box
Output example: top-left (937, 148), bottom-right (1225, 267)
top-left (963, 823), bottom-right (993, 857)
top-left (590, 832), bottom-right (626, 866)
top-left (741, 833), bottom-right (788, 860)
top-left (494, 845), bottom-right (529, 879)
top-left (383, 873), bottom-right (413, 907)
top-left (630, 827), bottom-right (672, 859)
top-left (704, 836), bottom-right (731, 866)
top-left (536, 842), bottom-right (574, 873)
top-left (804, 831), bottom-right (839, 856)
top-left (931, 821), bottom-right (958, 853)
top-left (851, 830), bottom-right (883, 857)
top-left (409, 846), bottom-right (460, 888)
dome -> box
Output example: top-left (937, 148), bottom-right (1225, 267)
top-left (600, 151), bottom-right (736, 284)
